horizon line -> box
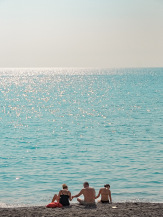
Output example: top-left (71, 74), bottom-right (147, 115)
top-left (0, 66), bottom-right (163, 69)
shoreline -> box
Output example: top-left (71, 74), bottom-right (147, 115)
top-left (0, 202), bottom-right (163, 217)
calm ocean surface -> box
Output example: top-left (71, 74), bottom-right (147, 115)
top-left (0, 68), bottom-right (163, 207)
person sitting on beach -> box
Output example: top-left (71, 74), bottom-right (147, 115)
top-left (72, 182), bottom-right (95, 205)
top-left (51, 184), bottom-right (72, 206)
top-left (95, 184), bottom-right (112, 203)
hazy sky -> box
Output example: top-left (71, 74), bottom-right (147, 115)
top-left (0, 0), bottom-right (163, 68)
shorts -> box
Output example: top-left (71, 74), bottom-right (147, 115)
top-left (79, 200), bottom-right (95, 206)
top-left (101, 200), bottom-right (109, 203)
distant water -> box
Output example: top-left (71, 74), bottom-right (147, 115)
top-left (0, 68), bottom-right (163, 207)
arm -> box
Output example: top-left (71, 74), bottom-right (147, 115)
top-left (69, 191), bottom-right (72, 201)
top-left (109, 190), bottom-right (112, 203)
top-left (72, 189), bottom-right (83, 199)
top-left (57, 190), bottom-right (61, 202)
top-left (95, 189), bottom-right (101, 199)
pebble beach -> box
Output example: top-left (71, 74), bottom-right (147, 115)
top-left (0, 203), bottom-right (163, 217)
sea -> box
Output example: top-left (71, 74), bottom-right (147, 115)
top-left (0, 68), bottom-right (163, 207)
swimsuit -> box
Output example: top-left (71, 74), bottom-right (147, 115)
top-left (101, 200), bottom-right (109, 203)
top-left (80, 200), bottom-right (95, 205)
top-left (59, 191), bottom-right (70, 206)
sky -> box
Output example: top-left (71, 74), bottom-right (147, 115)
top-left (0, 0), bottom-right (163, 68)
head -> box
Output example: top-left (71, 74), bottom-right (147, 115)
top-left (83, 182), bottom-right (89, 188)
top-left (104, 184), bottom-right (110, 189)
top-left (62, 184), bottom-right (68, 189)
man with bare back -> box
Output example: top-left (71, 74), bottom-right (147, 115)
top-left (72, 182), bottom-right (95, 205)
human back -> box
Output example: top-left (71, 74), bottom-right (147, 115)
top-left (100, 187), bottom-right (110, 201)
top-left (95, 184), bottom-right (112, 203)
top-left (72, 181), bottom-right (95, 204)
top-left (59, 188), bottom-right (71, 206)
top-left (82, 186), bottom-right (95, 203)
top-left (51, 184), bottom-right (72, 206)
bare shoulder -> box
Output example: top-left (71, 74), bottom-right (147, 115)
top-left (100, 187), bottom-right (105, 191)
top-left (101, 187), bottom-right (109, 194)
top-left (89, 187), bottom-right (95, 191)
top-left (100, 187), bottom-right (105, 190)
top-left (80, 188), bottom-right (85, 193)
top-left (68, 191), bottom-right (71, 195)
top-left (88, 187), bottom-right (95, 190)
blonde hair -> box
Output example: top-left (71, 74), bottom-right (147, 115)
top-left (62, 184), bottom-right (68, 189)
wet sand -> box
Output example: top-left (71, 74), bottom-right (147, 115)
top-left (0, 203), bottom-right (163, 217)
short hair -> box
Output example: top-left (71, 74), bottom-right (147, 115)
top-left (104, 184), bottom-right (110, 188)
top-left (83, 182), bottom-right (89, 186)
top-left (62, 184), bottom-right (68, 189)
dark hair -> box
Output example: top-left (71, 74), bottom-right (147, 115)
top-left (104, 184), bottom-right (110, 188)
top-left (83, 182), bottom-right (89, 186)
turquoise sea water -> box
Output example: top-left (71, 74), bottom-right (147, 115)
top-left (0, 68), bottom-right (163, 207)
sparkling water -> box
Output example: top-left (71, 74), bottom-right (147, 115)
top-left (0, 68), bottom-right (163, 207)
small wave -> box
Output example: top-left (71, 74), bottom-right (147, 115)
top-left (0, 202), bottom-right (34, 208)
